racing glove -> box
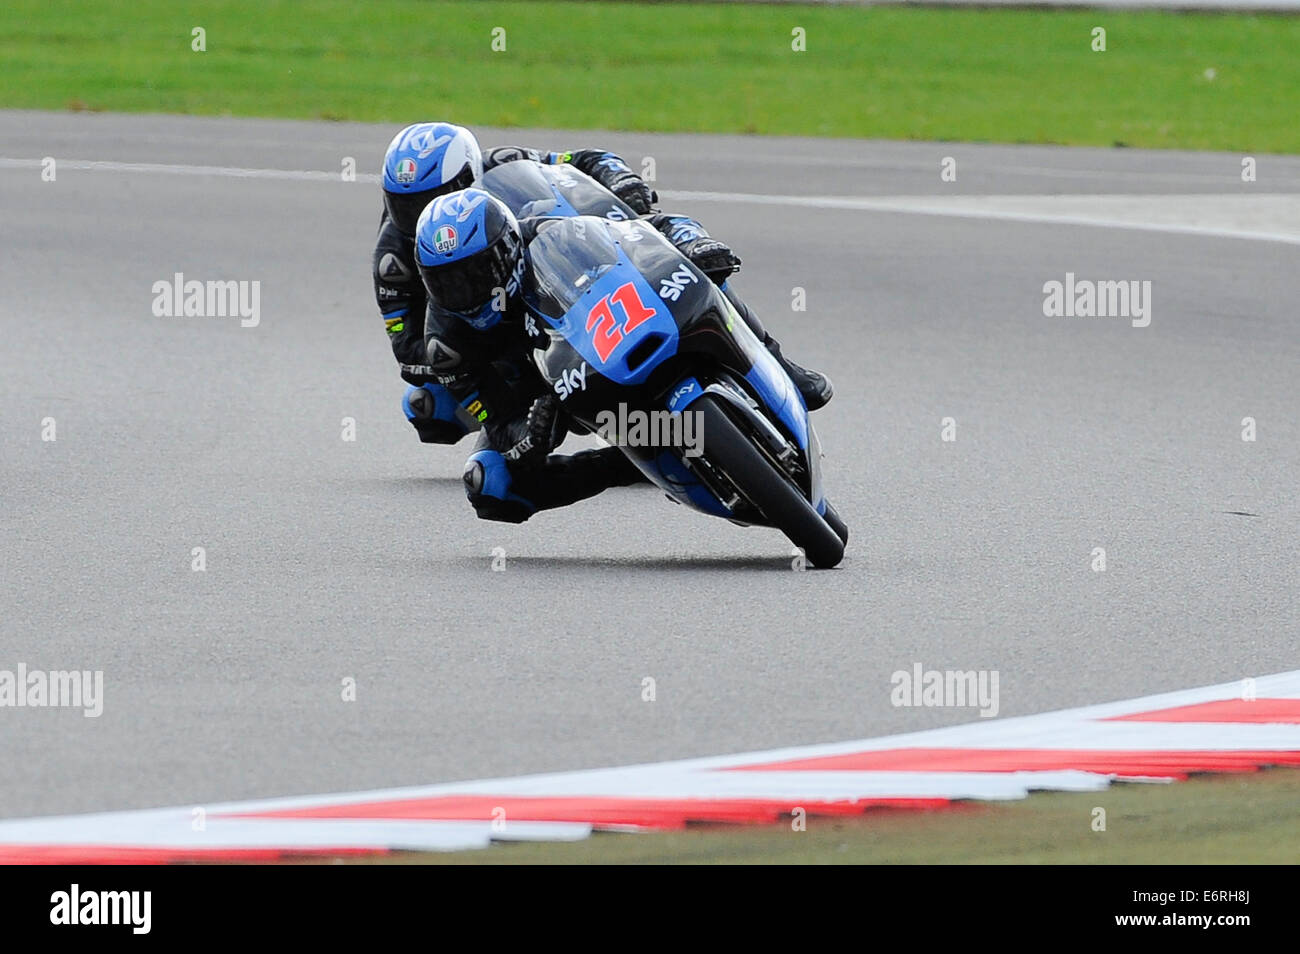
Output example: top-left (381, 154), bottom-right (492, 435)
top-left (501, 394), bottom-right (566, 466)
top-left (679, 237), bottom-right (742, 284)
top-left (570, 150), bottom-right (656, 215)
top-left (608, 176), bottom-right (656, 216)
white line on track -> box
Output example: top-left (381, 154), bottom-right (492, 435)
top-left (4, 156), bottom-right (1298, 246)
top-left (0, 156), bottom-right (364, 182)
top-left (661, 189), bottom-right (1300, 246)
top-left (684, 152), bottom-right (1300, 187)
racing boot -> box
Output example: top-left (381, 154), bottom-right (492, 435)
top-left (762, 333), bottom-right (834, 412)
top-left (672, 232), bottom-right (834, 411)
top-left (720, 284), bottom-right (833, 411)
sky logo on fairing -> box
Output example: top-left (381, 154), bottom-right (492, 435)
top-left (667, 377), bottom-right (701, 414)
top-left (658, 264), bottom-right (698, 302)
top-left (554, 362), bottom-right (588, 400)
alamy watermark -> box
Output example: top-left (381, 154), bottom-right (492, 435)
top-left (1043, 272), bottom-right (1151, 328)
top-left (594, 403), bottom-right (703, 458)
top-left (50, 884), bottom-right (150, 934)
top-left (890, 664), bottom-right (999, 718)
top-left (151, 272), bottom-right (260, 327)
top-left (1, 664), bottom-right (103, 717)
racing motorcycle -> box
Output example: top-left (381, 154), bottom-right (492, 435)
top-left (481, 161), bottom-right (848, 568)
top-left (482, 157), bottom-right (641, 223)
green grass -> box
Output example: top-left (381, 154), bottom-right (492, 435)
top-left (328, 768), bottom-right (1300, 864)
top-left (1, 1), bottom-right (1298, 151)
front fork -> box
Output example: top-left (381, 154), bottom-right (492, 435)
top-left (667, 373), bottom-right (814, 515)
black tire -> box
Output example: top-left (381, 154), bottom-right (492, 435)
top-left (696, 396), bottom-right (845, 568)
top-left (822, 500), bottom-right (850, 546)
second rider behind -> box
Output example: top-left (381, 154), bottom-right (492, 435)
top-left (374, 122), bottom-right (657, 446)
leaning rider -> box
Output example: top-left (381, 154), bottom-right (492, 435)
top-left (413, 189), bottom-right (830, 523)
top-left (373, 122), bottom-right (659, 447)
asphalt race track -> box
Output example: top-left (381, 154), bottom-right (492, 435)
top-left (2, 111), bottom-right (1298, 818)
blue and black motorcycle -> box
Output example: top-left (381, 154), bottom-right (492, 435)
top-left (481, 161), bottom-right (848, 568)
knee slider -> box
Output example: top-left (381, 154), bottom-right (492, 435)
top-left (403, 384), bottom-right (469, 444)
top-left (463, 450), bottom-right (536, 523)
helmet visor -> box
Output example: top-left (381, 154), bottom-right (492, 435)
top-left (383, 164), bottom-right (477, 236)
top-left (421, 234), bottom-right (519, 316)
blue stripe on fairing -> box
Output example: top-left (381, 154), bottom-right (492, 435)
top-left (666, 376), bottom-right (703, 413)
top-left (743, 347), bottom-right (809, 452)
top-left (547, 188), bottom-right (580, 219)
top-left (649, 452), bottom-right (731, 517)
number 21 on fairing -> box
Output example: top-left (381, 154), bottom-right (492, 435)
top-left (585, 282), bottom-right (656, 363)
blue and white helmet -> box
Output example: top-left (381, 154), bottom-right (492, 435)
top-left (382, 122), bottom-right (484, 236)
top-left (415, 188), bottom-right (522, 329)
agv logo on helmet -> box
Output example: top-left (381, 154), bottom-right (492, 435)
top-left (394, 158), bottom-right (418, 183)
top-left (433, 225), bottom-right (458, 253)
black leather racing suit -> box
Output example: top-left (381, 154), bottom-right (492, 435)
top-left (426, 213), bottom-right (747, 522)
top-left (372, 147), bottom-right (651, 400)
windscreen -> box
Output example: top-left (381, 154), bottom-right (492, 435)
top-left (480, 161), bottom-right (558, 219)
top-left (527, 217), bottom-right (621, 317)
top-left (482, 161), bottom-right (635, 221)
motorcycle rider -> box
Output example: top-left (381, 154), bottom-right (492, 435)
top-left (374, 122), bottom-right (832, 453)
top-left (374, 122), bottom-right (657, 446)
top-left (414, 188), bottom-right (831, 523)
